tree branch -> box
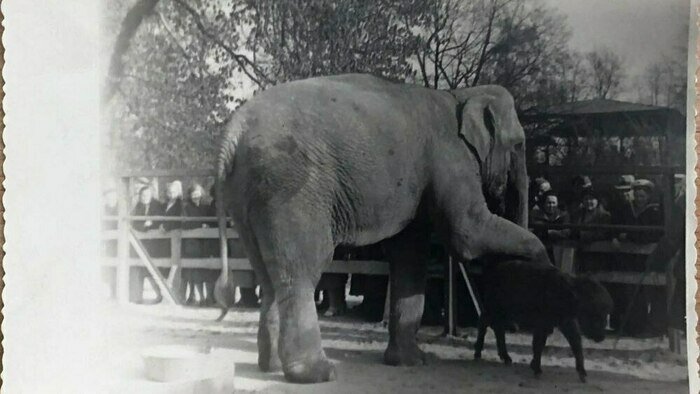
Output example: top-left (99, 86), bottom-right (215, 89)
top-left (172, 0), bottom-right (271, 87)
top-left (104, 0), bottom-right (161, 103)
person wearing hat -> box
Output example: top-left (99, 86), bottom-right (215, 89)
top-left (571, 188), bottom-right (611, 242)
top-left (625, 179), bottom-right (663, 243)
top-left (617, 179), bottom-right (666, 336)
top-left (567, 175), bottom-right (593, 214)
top-left (531, 191), bottom-right (570, 262)
top-left (609, 175), bottom-right (635, 226)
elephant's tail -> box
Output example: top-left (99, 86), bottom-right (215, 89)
top-left (214, 117), bottom-right (245, 307)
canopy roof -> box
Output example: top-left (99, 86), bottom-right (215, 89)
top-left (521, 99), bottom-right (685, 139)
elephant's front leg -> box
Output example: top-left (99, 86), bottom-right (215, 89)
top-left (383, 226), bottom-right (430, 366)
top-left (451, 208), bottom-right (552, 267)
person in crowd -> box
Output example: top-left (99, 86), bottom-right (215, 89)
top-left (609, 179), bottom-right (665, 336)
top-left (627, 179), bottom-right (665, 336)
top-left (530, 191), bottom-right (570, 262)
top-left (130, 185), bottom-right (166, 304)
top-left (625, 179), bottom-right (663, 243)
top-left (571, 189), bottom-right (611, 242)
top-left (161, 180), bottom-right (184, 231)
top-left (608, 175), bottom-right (635, 226)
top-left (182, 183), bottom-right (212, 306)
top-left (530, 177), bottom-right (552, 212)
top-left (568, 175), bottom-right (592, 214)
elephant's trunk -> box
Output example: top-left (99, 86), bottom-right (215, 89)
top-left (508, 144), bottom-right (529, 229)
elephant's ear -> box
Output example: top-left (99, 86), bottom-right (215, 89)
top-left (459, 97), bottom-right (495, 164)
top-left (455, 86), bottom-right (525, 164)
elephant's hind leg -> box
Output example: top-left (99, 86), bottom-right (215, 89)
top-left (383, 223), bottom-right (430, 366)
top-left (251, 209), bottom-right (336, 383)
top-left (237, 227), bottom-right (281, 372)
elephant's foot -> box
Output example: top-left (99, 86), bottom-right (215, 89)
top-left (283, 356), bottom-right (336, 383)
top-left (257, 322), bottom-right (281, 372)
top-left (384, 342), bottom-right (427, 366)
top-left (258, 352), bottom-right (282, 373)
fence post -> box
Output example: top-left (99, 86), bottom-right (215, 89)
top-left (116, 176), bottom-right (130, 304)
top-left (168, 229), bottom-right (184, 303)
top-left (446, 256), bottom-right (455, 336)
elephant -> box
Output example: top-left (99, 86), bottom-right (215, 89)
top-left (213, 73), bottom-right (551, 383)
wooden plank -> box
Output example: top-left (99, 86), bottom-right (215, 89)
top-left (102, 227), bottom-right (239, 240)
top-left (458, 261), bottom-right (481, 317)
top-left (168, 228), bottom-right (183, 303)
top-left (126, 228), bottom-right (240, 240)
top-left (127, 230), bottom-right (179, 304)
top-left (586, 271), bottom-right (666, 286)
top-left (326, 259), bottom-right (389, 275)
top-left (528, 164), bottom-right (683, 176)
top-left (579, 241), bottom-right (657, 255)
top-left (559, 247), bottom-right (576, 275)
top-left (102, 257), bottom-right (390, 274)
top-left (106, 215), bottom-right (230, 222)
top-left (447, 257), bottom-right (455, 336)
top-left (531, 223), bottom-right (665, 232)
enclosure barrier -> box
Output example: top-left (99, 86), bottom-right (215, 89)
top-left (101, 169), bottom-right (681, 351)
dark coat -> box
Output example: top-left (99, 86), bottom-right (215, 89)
top-left (627, 202), bottom-right (663, 243)
top-left (608, 197), bottom-right (635, 226)
top-left (571, 205), bottom-right (611, 242)
top-left (131, 200), bottom-right (164, 232)
top-left (183, 199), bottom-right (209, 230)
top-left (130, 200), bottom-right (168, 258)
top-left (182, 199), bottom-right (209, 258)
top-left (531, 207), bottom-right (570, 243)
top-left (161, 198), bottom-right (184, 231)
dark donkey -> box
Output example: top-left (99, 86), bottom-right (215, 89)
top-left (474, 259), bottom-right (613, 382)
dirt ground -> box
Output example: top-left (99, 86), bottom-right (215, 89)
top-left (103, 303), bottom-right (689, 393)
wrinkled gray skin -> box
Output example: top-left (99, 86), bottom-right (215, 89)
top-left (215, 74), bottom-right (550, 383)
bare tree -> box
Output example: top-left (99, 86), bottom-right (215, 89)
top-left (411, 0), bottom-right (575, 110)
top-left (245, 0), bottom-right (424, 84)
top-left (639, 53), bottom-right (686, 112)
top-left (411, 0), bottom-right (508, 89)
top-left (585, 47), bottom-right (625, 99)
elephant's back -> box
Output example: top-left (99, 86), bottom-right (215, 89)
top-left (237, 74), bottom-right (454, 150)
top-left (225, 74), bottom-right (455, 244)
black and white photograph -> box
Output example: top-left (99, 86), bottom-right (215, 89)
top-left (1, 0), bottom-right (698, 392)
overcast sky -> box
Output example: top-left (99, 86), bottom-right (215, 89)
top-left (542, 0), bottom-right (691, 98)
